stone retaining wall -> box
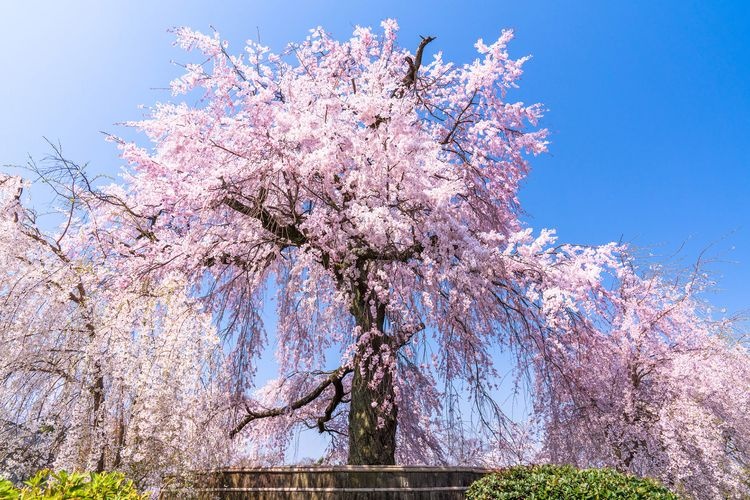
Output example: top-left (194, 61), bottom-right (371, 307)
top-left (160, 465), bottom-right (495, 499)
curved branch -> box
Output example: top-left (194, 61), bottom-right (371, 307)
top-left (229, 367), bottom-right (352, 438)
top-left (317, 376), bottom-right (345, 433)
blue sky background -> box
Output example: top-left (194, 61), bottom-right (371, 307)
top-left (2, 0), bottom-right (748, 458)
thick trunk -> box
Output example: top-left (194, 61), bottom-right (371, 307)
top-left (347, 295), bottom-right (398, 465)
top-left (347, 347), bottom-right (398, 464)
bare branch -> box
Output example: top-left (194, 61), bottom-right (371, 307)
top-left (403, 36), bottom-right (436, 89)
top-left (229, 367), bottom-right (352, 438)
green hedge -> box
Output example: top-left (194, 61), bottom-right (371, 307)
top-left (466, 464), bottom-right (678, 499)
top-left (0, 469), bottom-right (146, 499)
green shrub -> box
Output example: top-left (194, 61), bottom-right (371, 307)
top-left (0, 479), bottom-right (17, 500)
top-left (0, 469), bottom-right (147, 499)
top-left (466, 464), bottom-right (679, 499)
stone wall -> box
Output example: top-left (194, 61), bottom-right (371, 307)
top-left (160, 465), bottom-right (495, 499)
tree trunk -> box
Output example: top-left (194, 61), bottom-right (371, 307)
top-left (347, 292), bottom-right (398, 465)
top-left (347, 348), bottom-right (398, 464)
top-left (92, 368), bottom-right (106, 472)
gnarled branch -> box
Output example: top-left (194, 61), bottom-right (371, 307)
top-left (229, 366), bottom-right (352, 438)
top-left (391, 35), bottom-right (436, 99)
top-left (403, 36), bottom-right (436, 88)
top-left (317, 376), bottom-right (346, 433)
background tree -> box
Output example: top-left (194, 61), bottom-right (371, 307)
top-left (0, 171), bottom-right (230, 486)
top-left (534, 256), bottom-right (750, 498)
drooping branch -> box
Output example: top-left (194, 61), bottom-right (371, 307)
top-left (229, 367), bottom-right (352, 438)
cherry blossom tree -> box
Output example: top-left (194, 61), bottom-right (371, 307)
top-left (95, 17), bottom-right (748, 483)
top-left (2, 20), bottom-right (748, 498)
top-left (0, 172), bottom-right (231, 486)
top-left (105, 21), bottom-right (552, 465)
top-left (533, 256), bottom-right (750, 498)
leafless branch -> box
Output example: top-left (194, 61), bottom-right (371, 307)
top-left (229, 367), bottom-right (353, 438)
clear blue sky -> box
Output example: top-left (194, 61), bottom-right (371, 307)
top-left (2, 1), bottom-right (748, 448)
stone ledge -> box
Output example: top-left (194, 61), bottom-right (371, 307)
top-left (160, 466), bottom-right (495, 499)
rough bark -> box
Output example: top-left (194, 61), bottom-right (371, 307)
top-left (347, 350), bottom-right (398, 465)
top-left (347, 282), bottom-right (398, 465)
